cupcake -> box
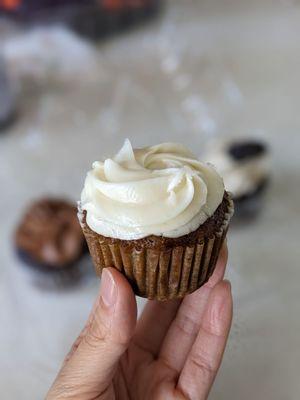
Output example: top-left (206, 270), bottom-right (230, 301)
top-left (15, 198), bottom-right (87, 287)
top-left (204, 138), bottom-right (270, 218)
top-left (79, 140), bottom-right (233, 300)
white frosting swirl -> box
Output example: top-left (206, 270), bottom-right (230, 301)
top-left (80, 140), bottom-right (224, 240)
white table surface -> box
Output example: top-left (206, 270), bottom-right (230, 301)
top-left (1, 1), bottom-right (300, 399)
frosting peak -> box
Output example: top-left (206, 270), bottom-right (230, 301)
top-left (80, 140), bottom-right (224, 239)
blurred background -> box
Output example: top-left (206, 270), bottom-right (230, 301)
top-left (1, 0), bottom-right (300, 399)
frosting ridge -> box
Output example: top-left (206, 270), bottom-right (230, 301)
top-left (81, 139), bottom-right (224, 239)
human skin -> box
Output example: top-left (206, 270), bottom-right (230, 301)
top-left (47, 243), bottom-right (232, 400)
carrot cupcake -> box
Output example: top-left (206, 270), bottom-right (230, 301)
top-left (79, 140), bottom-right (233, 300)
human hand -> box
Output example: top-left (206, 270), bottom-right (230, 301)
top-left (47, 244), bottom-right (232, 400)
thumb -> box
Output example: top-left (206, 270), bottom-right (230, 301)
top-left (47, 268), bottom-right (137, 400)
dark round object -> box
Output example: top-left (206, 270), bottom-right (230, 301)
top-left (228, 141), bottom-right (267, 161)
top-left (15, 198), bottom-right (86, 270)
top-left (0, 0), bottom-right (162, 40)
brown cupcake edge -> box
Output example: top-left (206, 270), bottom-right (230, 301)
top-left (79, 192), bottom-right (234, 300)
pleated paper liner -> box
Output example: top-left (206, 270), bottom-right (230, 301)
top-left (79, 195), bottom-right (234, 301)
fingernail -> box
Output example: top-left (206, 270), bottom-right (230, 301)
top-left (100, 269), bottom-right (117, 308)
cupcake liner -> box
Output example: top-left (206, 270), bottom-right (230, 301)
top-left (80, 196), bottom-right (233, 301)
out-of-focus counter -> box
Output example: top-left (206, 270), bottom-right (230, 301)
top-left (1, 1), bottom-right (300, 398)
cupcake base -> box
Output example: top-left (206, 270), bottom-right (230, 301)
top-left (80, 193), bottom-right (233, 301)
top-left (232, 177), bottom-right (269, 221)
